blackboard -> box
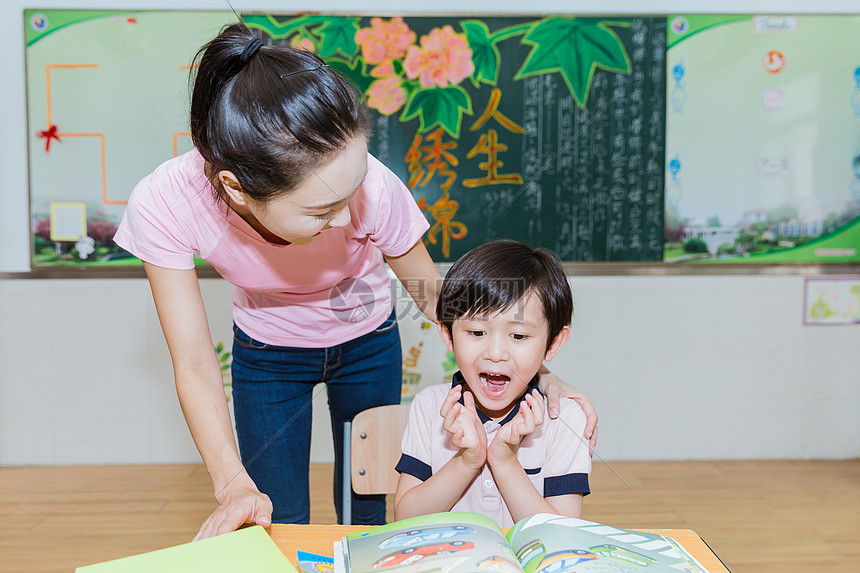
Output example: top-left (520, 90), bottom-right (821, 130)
top-left (253, 15), bottom-right (667, 262)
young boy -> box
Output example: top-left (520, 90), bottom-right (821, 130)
top-left (394, 240), bottom-right (591, 526)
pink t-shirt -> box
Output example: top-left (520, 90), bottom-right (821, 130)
top-left (113, 149), bottom-right (429, 347)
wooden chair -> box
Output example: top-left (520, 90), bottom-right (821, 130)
top-left (341, 403), bottom-right (412, 525)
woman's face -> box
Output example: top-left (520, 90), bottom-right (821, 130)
top-left (234, 136), bottom-right (369, 245)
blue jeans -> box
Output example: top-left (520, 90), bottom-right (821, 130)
top-left (230, 310), bottom-right (401, 525)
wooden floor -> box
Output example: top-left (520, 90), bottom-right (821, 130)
top-left (0, 460), bottom-right (858, 572)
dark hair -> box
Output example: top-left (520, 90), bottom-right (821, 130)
top-left (437, 240), bottom-right (573, 351)
top-left (189, 22), bottom-right (370, 205)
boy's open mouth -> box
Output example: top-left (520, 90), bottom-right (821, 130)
top-left (479, 373), bottom-right (511, 396)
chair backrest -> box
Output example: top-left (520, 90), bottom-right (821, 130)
top-left (349, 403), bottom-right (412, 496)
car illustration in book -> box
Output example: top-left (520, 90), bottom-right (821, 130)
top-left (534, 550), bottom-right (599, 573)
top-left (378, 525), bottom-right (476, 549)
top-left (589, 545), bottom-right (658, 567)
top-left (516, 539), bottom-right (547, 573)
top-left (371, 541), bottom-right (475, 568)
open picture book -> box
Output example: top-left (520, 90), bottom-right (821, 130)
top-left (336, 512), bottom-right (708, 573)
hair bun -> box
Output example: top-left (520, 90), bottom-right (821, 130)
top-left (239, 37), bottom-right (263, 64)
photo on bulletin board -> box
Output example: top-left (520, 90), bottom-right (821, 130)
top-left (664, 14), bottom-right (860, 264)
top-left (803, 275), bottom-right (860, 325)
top-left (25, 10), bottom-right (667, 267)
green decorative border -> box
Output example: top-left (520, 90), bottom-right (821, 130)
top-left (24, 10), bottom-right (127, 46)
top-left (666, 14), bottom-right (750, 49)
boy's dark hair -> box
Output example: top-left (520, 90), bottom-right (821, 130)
top-left (189, 22), bottom-right (370, 206)
top-left (437, 240), bottom-right (573, 351)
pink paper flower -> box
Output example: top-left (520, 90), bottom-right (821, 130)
top-left (290, 36), bottom-right (315, 52)
top-left (403, 26), bottom-right (474, 88)
top-left (355, 17), bottom-right (416, 65)
top-left (367, 77), bottom-right (408, 115)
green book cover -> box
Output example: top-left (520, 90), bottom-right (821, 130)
top-left (76, 525), bottom-right (298, 572)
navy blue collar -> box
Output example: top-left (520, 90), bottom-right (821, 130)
top-left (451, 371), bottom-right (542, 425)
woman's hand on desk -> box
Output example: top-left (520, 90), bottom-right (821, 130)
top-left (192, 481), bottom-right (273, 541)
top-left (537, 366), bottom-right (598, 455)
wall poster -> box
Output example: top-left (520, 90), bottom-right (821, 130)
top-left (664, 14), bottom-right (860, 264)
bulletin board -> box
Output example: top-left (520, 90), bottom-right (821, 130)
top-left (23, 10), bottom-right (860, 268)
top-left (25, 10), bottom-right (236, 266)
top-left (664, 14), bottom-right (860, 264)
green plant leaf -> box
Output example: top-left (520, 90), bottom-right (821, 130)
top-left (221, 364), bottom-right (231, 372)
top-left (313, 18), bottom-right (361, 59)
top-left (215, 342), bottom-right (223, 354)
top-left (515, 18), bottom-right (631, 108)
top-left (219, 352), bottom-right (231, 363)
top-left (326, 58), bottom-right (375, 98)
top-left (400, 86), bottom-right (473, 139)
top-left (461, 20), bottom-right (499, 88)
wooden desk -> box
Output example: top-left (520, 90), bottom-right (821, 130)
top-left (269, 524), bottom-right (729, 573)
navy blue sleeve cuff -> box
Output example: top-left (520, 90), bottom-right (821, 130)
top-left (544, 473), bottom-right (590, 497)
top-left (395, 454), bottom-right (432, 482)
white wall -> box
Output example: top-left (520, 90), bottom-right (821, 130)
top-left (1, 1), bottom-right (859, 467)
top-left (1, 275), bottom-right (858, 465)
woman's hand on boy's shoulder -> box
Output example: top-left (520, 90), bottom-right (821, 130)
top-left (537, 367), bottom-right (598, 455)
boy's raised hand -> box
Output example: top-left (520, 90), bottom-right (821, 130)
top-left (488, 389), bottom-right (545, 466)
top-left (440, 385), bottom-right (487, 469)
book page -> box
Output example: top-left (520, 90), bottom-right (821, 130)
top-left (344, 511), bottom-right (521, 573)
top-left (506, 514), bottom-right (707, 573)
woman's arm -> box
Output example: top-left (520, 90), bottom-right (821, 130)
top-left (143, 262), bottom-right (272, 539)
top-left (385, 240), bottom-right (442, 323)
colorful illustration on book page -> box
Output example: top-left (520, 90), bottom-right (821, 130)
top-left (297, 550), bottom-right (334, 573)
top-left (509, 514), bottom-right (708, 573)
top-left (803, 276), bottom-right (860, 325)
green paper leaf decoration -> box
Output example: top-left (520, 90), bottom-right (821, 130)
top-left (314, 18), bottom-right (361, 59)
top-left (515, 18), bottom-right (631, 108)
top-left (400, 86), bottom-right (473, 139)
top-left (461, 20), bottom-right (499, 87)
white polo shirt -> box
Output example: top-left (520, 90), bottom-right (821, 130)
top-left (396, 372), bottom-right (591, 527)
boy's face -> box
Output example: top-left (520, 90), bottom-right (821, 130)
top-left (438, 292), bottom-right (569, 419)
